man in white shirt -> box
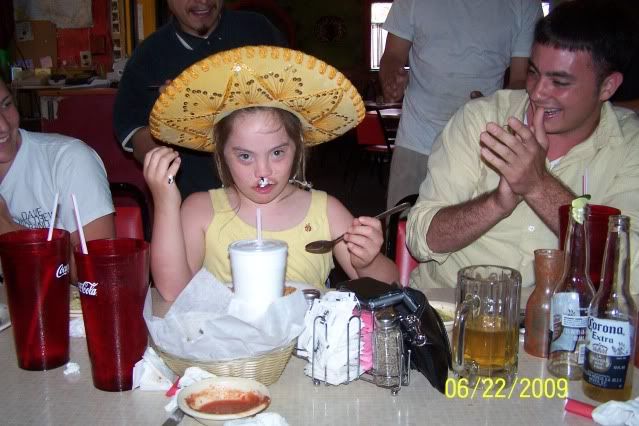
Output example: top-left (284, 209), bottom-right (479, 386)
top-left (380, 0), bottom-right (543, 209)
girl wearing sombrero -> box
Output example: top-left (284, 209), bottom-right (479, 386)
top-left (144, 46), bottom-right (399, 301)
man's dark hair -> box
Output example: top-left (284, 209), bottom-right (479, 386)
top-left (534, 0), bottom-right (638, 85)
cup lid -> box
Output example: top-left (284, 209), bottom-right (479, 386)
top-left (228, 239), bottom-right (287, 252)
top-left (374, 309), bottom-right (398, 329)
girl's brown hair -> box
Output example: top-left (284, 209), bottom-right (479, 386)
top-left (213, 107), bottom-right (307, 188)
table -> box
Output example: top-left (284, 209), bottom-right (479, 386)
top-left (1, 288), bottom-right (634, 425)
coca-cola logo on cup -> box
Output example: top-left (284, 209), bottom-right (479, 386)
top-left (56, 263), bottom-right (70, 278)
top-left (78, 281), bottom-right (98, 297)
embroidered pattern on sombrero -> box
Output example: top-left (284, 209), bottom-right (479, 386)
top-left (150, 45), bottom-right (365, 152)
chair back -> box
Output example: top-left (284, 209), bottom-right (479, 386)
top-left (396, 219), bottom-right (419, 287)
top-left (110, 182), bottom-right (151, 241)
top-left (355, 111), bottom-right (387, 147)
top-left (114, 206), bottom-right (144, 239)
top-left (386, 194), bottom-right (419, 287)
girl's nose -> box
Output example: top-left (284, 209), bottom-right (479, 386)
top-left (255, 158), bottom-right (272, 177)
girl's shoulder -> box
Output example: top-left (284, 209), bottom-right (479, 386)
top-left (325, 192), bottom-right (353, 222)
top-left (181, 191), bottom-right (214, 226)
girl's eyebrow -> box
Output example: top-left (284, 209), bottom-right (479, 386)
top-left (230, 142), bottom-right (290, 153)
top-left (230, 146), bottom-right (253, 153)
top-left (0, 95), bottom-right (11, 105)
top-left (269, 142), bottom-right (291, 151)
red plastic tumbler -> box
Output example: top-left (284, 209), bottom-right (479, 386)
top-left (74, 238), bottom-right (150, 392)
top-left (0, 228), bottom-right (70, 370)
top-left (559, 204), bottom-right (621, 289)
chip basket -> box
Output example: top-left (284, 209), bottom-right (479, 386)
top-left (152, 340), bottom-right (296, 386)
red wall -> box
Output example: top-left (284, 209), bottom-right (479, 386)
top-left (56, 0), bottom-right (113, 71)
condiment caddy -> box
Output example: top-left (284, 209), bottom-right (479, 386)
top-left (295, 289), bottom-right (412, 394)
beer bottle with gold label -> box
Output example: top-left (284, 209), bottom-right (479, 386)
top-left (548, 197), bottom-right (596, 380)
top-left (583, 215), bottom-right (636, 402)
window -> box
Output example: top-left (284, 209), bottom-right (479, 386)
top-left (370, 2), bottom-right (392, 70)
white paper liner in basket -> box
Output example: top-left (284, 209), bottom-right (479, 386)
top-left (143, 268), bottom-right (307, 362)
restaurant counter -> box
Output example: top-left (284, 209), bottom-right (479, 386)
top-left (1, 288), bottom-right (633, 425)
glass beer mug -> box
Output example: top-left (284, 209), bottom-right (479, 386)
top-left (452, 265), bottom-right (522, 387)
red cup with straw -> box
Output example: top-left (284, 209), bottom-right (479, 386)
top-left (0, 228), bottom-right (71, 370)
top-left (74, 238), bottom-right (150, 391)
top-left (70, 193), bottom-right (150, 391)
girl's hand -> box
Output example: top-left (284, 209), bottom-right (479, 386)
top-left (143, 147), bottom-right (182, 207)
top-left (343, 216), bottom-right (384, 270)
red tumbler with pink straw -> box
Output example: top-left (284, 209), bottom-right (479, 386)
top-left (0, 192), bottom-right (70, 370)
top-left (72, 194), bottom-right (150, 391)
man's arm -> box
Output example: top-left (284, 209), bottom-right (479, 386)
top-left (425, 179), bottom-right (520, 253)
top-left (130, 127), bottom-right (159, 164)
top-left (379, 34), bottom-right (411, 103)
top-left (506, 57), bottom-right (529, 90)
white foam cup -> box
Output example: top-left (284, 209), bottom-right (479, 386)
top-left (229, 239), bottom-right (288, 306)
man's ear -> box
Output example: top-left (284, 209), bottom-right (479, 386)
top-left (599, 71), bottom-right (623, 101)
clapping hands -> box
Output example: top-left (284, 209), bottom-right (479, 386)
top-left (479, 107), bottom-right (550, 212)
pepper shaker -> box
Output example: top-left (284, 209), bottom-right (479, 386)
top-left (373, 309), bottom-right (403, 389)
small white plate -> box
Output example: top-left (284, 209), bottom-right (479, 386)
top-left (178, 377), bottom-right (270, 425)
top-left (429, 300), bottom-right (456, 333)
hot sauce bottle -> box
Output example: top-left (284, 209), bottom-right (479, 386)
top-left (548, 197), bottom-right (596, 380)
top-left (583, 215), bottom-right (636, 402)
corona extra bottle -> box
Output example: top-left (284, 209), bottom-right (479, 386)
top-left (583, 215), bottom-right (636, 402)
top-left (548, 198), bottom-right (595, 380)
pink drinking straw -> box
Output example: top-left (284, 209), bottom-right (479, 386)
top-left (46, 193), bottom-right (59, 241)
top-left (71, 194), bottom-right (88, 254)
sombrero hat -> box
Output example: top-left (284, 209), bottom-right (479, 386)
top-left (149, 45), bottom-right (365, 152)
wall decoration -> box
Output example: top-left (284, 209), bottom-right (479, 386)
top-left (13, 0), bottom-right (92, 29)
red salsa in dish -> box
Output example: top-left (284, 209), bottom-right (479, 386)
top-left (188, 390), bottom-right (270, 415)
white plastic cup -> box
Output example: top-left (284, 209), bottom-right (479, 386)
top-left (229, 239), bottom-right (288, 306)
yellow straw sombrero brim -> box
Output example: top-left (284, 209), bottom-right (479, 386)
top-left (149, 45), bottom-right (365, 152)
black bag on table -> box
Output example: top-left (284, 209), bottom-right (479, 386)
top-left (340, 278), bottom-right (452, 394)
top-left (394, 286), bottom-right (452, 394)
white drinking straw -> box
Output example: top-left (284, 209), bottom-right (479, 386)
top-left (256, 208), bottom-right (262, 244)
top-left (582, 170), bottom-right (588, 195)
top-left (46, 192), bottom-right (59, 241)
top-left (71, 193), bottom-right (88, 254)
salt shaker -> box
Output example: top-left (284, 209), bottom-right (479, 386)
top-left (373, 309), bottom-right (403, 389)
top-left (302, 289), bottom-right (320, 310)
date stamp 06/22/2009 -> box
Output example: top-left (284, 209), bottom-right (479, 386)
top-left (445, 377), bottom-right (569, 399)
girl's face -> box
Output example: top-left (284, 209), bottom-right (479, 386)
top-left (223, 110), bottom-right (296, 204)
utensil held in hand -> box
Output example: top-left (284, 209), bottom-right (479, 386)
top-left (305, 202), bottom-right (411, 254)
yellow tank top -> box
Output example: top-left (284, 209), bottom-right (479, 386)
top-left (203, 188), bottom-right (334, 290)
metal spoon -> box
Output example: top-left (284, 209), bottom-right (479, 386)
top-left (305, 202), bottom-right (412, 254)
